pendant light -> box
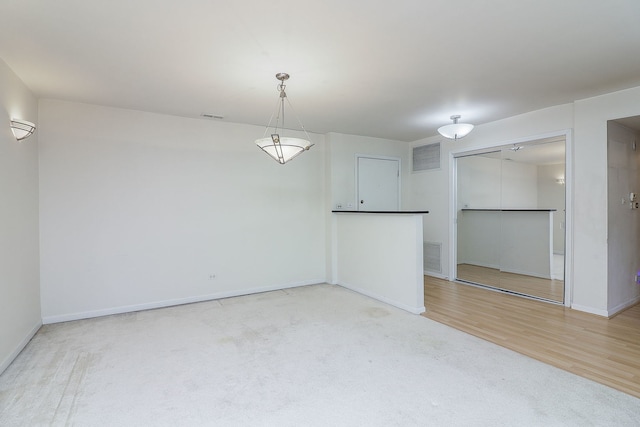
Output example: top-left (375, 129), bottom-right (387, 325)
top-left (255, 73), bottom-right (314, 164)
top-left (438, 115), bottom-right (474, 140)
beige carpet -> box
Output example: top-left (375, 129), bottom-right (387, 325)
top-left (1, 284), bottom-right (639, 426)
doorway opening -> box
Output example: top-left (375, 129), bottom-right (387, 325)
top-left (607, 115), bottom-right (640, 313)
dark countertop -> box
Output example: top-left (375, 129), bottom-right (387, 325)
top-left (332, 210), bottom-right (429, 214)
top-left (461, 208), bottom-right (557, 212)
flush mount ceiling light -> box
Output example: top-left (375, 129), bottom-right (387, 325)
top-left (437, 115), bottom-right (474, 140)
top-left (10, 118), bottom-right (36, 141)
top-left (255, 73), bottom-right (314, 165)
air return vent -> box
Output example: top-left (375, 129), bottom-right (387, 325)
top-left (424, 242), bottom-right (442, 273)
top-left (413, 142), bottom-right (441, 172)
top-left (201, 113), bottom-right (224, 119)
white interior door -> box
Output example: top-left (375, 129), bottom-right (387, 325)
top-left (357, 156), bottom-right (400, 211)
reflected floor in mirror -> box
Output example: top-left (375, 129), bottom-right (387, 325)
top-left (457, 260), bottom-right (564, 303)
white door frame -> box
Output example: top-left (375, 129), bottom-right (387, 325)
top-left (448, 129), bottom-right (573, 307)
top-left (355, 154), bottom-right (401, 211)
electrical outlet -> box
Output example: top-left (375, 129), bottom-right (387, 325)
top-left (208, 274), bottom-right (216, 280)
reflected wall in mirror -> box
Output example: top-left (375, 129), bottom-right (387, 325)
top-left (455, 136), bottom-right (566, 303)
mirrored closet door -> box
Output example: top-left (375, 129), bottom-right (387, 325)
top-left (455, 137), bottom-right (566, 303)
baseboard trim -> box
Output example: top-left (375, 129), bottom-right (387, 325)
top-left (458, 261), bottom-right (500, 270)
top-left (0, 321), bottom-right (42, 375)
top-left (499, 267), bottom-right (551, 280)
top-left (42, 279), bottom-right (324, 324)
top-left (338, 282), bottom-right (425, 315)
top-left (570, 303), bottom-right (609, 317)
top-left (607, 294), bottom-right (640, 317)
top-left (425, 271), bottom-right (448, 280)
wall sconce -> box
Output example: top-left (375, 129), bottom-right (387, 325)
top-left (556, 178), bottom-right (565, 185)
top-left (10, 119), bottom-right (36, 141)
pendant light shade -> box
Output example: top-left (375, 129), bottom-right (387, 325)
top-left (10, 118), bottom-right (36, 141)
top-left (438, 115), bottom-right (474, 140)
top-left (255, 73), bottom-right (313, 164)
top-left (255, 135), bottom-right (311, 165)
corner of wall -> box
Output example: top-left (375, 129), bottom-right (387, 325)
top-left (0, 58), bottom-right (41, 375)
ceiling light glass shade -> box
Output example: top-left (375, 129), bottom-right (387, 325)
top-left (10, 118), bottom-right (36, 141)
top-left (255, 135), bottom-right (312, 165)
top-left (438, 115), bottom-right (474, 140)
top-left (438, 123), bottom-right (474, 140)
top-left (256, 73), bottom-right (313, 164)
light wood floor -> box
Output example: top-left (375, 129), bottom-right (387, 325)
top-left (457, 263), bottom-right (564, 302)
top-left (423, 276), bottom-right (640, 399)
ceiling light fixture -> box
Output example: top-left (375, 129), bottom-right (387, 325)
top-left (255, 73), bottom-right (313, 165)
top-left (10, 118), bottom-right (36, 141)
top-left (438, 115), bottom-right (474, 140)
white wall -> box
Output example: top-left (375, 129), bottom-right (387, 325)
top-left (0, 60), bottom-right (41, 373)
top-left (502, 161), bottom-right (538, 209)
top-left (334, 213), bottom-right (425, 314)
top-left (607, 121), bottom-right (640, 314)
top-left (326, 132), bottom-right (411, 211)
top-left (456, 156), bottom-right (501, 209)
top-left (537, 163), bottom-right (565, 254)
top-left (457, 155), bottom-right (538, 209)
top-left (457, 210), bottom-right (500, 268)
top-left (38, 100), bottom-right (326, 322)
top-left (574, 86), bottom-right (640, 315)
top-left (500, 211), bottom-right (553, 279)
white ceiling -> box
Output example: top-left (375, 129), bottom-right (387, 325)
top-left (1, 0), bottom-right (640, 142)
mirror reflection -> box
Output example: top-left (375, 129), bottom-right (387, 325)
top-left (455, 137), bottom-right (566, 303)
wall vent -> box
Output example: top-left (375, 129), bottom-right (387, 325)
top-left (413, 142), bottom-right (441, 172)
top-left (424, 242), bottom-right (442, 273)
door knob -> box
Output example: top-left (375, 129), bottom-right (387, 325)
top-left (360, 200), bottom-right (364, 204)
